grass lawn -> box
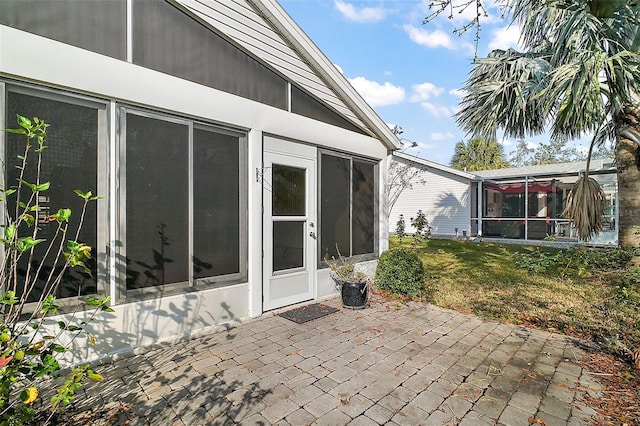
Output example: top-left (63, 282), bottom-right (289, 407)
top-left (388, 236), bottom-right (640, 360)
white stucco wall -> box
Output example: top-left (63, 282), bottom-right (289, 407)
top-left (0, 25), bottom-right (390, 363)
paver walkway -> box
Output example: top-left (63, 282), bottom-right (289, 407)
top-left (70, 297), bottom-right (603, 425)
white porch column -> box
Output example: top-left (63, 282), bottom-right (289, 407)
top-left (477, 180), bottom-right (483, 236)
top-left (248, 128), bottom-right (263, 318)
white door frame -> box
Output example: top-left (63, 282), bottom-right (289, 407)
top-left (263, 136), bottom-right (317, 311)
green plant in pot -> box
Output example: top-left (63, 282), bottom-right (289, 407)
top-left (326, 246), bottom-right (370, 309)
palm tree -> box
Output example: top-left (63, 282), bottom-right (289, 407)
top-left (450, 137), bottom-right (510, 171)
top-left (456, 0), bottom-right (640, 247)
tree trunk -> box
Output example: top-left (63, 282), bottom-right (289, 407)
top-left (615, 105), bottom-right (640, 250)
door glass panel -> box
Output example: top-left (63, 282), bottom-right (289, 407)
top-left (273, 165), bottom-right (305, 216)
top-left (273, 221), bottom-right (304, 271)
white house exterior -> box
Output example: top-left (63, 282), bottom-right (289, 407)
top-left (0, 0), bottom-right (400, 363)
top-left (389, 153), bottom-right (476, 238)
top-left (390, 153), bottom-right (618, 246)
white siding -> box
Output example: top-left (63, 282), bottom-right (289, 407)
top-left (178, 0), bottom-right (368, 130)
top-left (389, 158), bottom-right (472, 237)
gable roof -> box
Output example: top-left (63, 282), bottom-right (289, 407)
top-left (178, 0), bottom-right (400, 150)
top-left (393, 152), bottom-right (478, 180)
top-left (474, 158), bottom-right (616, 180)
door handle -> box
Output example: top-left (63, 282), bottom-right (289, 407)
top-left (309, 231), bottom-right (316, 239)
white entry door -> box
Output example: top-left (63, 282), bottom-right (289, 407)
top-left (263, 138), bottom-right (317, 311)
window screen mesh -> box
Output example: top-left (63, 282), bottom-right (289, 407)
top-left (6, 91), bottom-right (99, 300)
top-left (320, 155), bottom-right (350, 261)
top-left (125, 114), bottom-right (189, 290)
top-left (352, 161), bottom-right (375, 255)
top-left (0, 0), bottom-right (126, 59)
top-left (291, 86), bottom-right (366, 135)
top-left (193, 127), bottom-right (241, 279)
top-left (133, 0), bottom-right (287, 109)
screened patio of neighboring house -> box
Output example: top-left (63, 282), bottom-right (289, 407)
top-left (471, 159), bottom-right (618, 245)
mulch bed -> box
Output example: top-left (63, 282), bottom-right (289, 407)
top-left (278, 303), bottom-right (339, 324)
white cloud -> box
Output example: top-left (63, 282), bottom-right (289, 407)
top-left (499, 138), bottom-right (514, 147)
top-left (410, 82), bottom-right (444, 102)
top-left (333, 63), bottom-right (344, 74)
top-left (488, 24), bottom-right (522, 51)
top-left (422, 102), bottom-right (454, 118)
top-left (449, 88), bottom-right (465, 97)
top-left (383, 70), bottom-right (392, 76)
top-left (417, 142), bottom-right (436, 151)
top-left (334, 0), bottom-right (386, 23)
top-left (430, 132), bottom-right (454, 141)
top-left (348, 76), bottom-right (405, 107)
top-left (404, 25), bottom-right (474, 52)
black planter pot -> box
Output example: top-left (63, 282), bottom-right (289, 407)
top-left (339, 281), bottom-right (368, 309)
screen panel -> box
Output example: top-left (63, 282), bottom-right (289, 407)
top-left (6, 91), bottom-right (99, 300)
top-left (0, 0), bottom-right (126, 59)
top-left (193, 127), bottom-right (241, 279)
top-left (125, 114), bottom-right (189, 289)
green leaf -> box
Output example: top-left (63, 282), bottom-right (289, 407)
top-left (34, 182), bottom-right (50, 192)
top-left (4, 224), bottom-right (16, 241)
top-left (18, 180), bottom-right (35, 192)
top-left (4, 189), bottom-right (16, 197)
top-left (52, 208), bottom-right (72, 222)
top-left (0, 292), bottom-right (17, 306)
top-left (85, 296), bottom-right (114, 312)
top-left (49, 344), bottom-right (67, 353)
top-left (22, 214), bottom-right (35, 227)
top-left (85, 297), bottom-right (100, 307)
top-left (41, 295), bottom-right (59, 315)
top-left (74, 189), bottom-right (91, 200)
top-left (16, 115), bottom-right (32, 130)
top-left (16, 237), bottom-right (45, 253)
top-left (87, 370), bottom-right (104, 382)
top-left (3, 128), bottom-right (26, 135)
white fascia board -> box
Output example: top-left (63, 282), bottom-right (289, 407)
top-left (393, 152), bottom-right (481, 181)
top-left (0, 25), bottom-right (388, 159)
top-left (250, 0), bottom-right (401, 151)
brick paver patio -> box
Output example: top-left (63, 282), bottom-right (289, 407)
top-left (69, 297), bottom-right (603, 425)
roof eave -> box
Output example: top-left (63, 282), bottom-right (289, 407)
top-left (250, 0), bottom-right (401, 151)
top-left (393, 152), bottom-right (481, 180)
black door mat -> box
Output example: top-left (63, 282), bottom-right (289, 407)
top-left (279, 303), bottom-right (339, 324)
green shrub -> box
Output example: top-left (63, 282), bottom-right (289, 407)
top-left (514, 247), bottom-right (633, 275)
top-left (375, 248), bottom-right (425, 297)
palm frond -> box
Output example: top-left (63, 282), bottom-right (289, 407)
top-left (456, 50), bottom-right (550, 139)
top-left (562, 175), bottom-right (605, 240)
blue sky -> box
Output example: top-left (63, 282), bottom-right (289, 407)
top-left (278, 0), bottom-right (531, 165)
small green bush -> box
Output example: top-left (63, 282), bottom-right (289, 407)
top-left (375, 248), bottom-right (425, 297)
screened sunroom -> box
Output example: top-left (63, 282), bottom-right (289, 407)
top-left (471, 160), bottom-right (618, 245)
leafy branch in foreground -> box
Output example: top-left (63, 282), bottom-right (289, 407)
top-left (0, 115), bottom-right (110, 425)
